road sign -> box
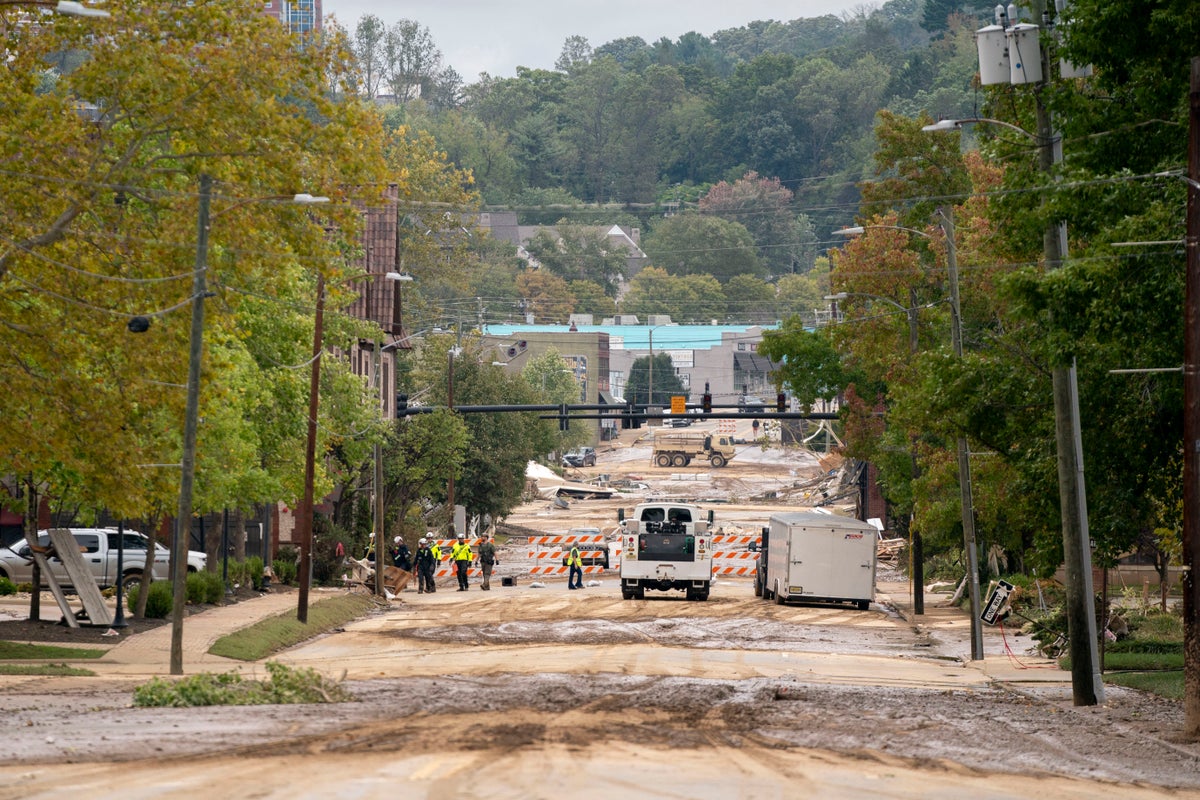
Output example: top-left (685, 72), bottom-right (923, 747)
top-left (980, 579), bottom-right (1014, 625)
top-left (671, 395), bottom-right (686, 414)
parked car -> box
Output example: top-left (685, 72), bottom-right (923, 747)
top-left (663, 417), bottom-right (692, 428)
top-left (562, 447), bottom-right (597, 467)
top-left (0, 528), bottom-right (207, 591)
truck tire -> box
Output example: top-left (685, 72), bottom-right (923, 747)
top-left (710, 454), bottom-right (726, 468)
top-left (655, 454), bottom-right (672, 467)
top-left (753, 574), bottom-right (762, 597)
top-left (121, 571), bottom-right (143, 592)
top-left (671, 454), bottom-right (687, 467)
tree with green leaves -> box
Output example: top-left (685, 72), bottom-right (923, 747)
top-left (625, 353), bottom-right (686, 407)
top-left (522, 348), bottom-right (590, 453)
top-left (382, 409), bottom-right (469, 544)
top-left (642, 214), bottom-right (765, 283)
top-left (700, 171), bottom-right (817, 276)
top-left (0, 0), bottom-right (389, 534)
top-left (523, 221), bottom-right (628, 295)
top-left (619, 267), bottom-right (727, 323)
top-left (407, 335), bottom-right (556, 530)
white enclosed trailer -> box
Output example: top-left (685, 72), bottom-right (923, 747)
top-left (759, 511), bottom-right (876, 610)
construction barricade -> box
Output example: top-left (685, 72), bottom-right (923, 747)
top-left (432, 537), bottom-right (483, 578)
top-left (711, 532), bottom-right (761, 577)
top-left (527, 532), bottom-right (609, 577)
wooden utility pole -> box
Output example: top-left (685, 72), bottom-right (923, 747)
top-left (1183, 56), bottom-right (1200, 738)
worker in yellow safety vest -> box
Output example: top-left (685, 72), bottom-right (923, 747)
top-left (567, 544), bottom-right (584, 590)
top-left (451, 533), bottom-right (472, 591)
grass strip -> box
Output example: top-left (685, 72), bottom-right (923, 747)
top-left (0, 640), bottom-right (106, 660)
top-left (207, 593), bottom-right (378, 661)
top-left (0, 663), bottom-right (95, 676)
top-left (1104, 670), bottom-right (1184, 700)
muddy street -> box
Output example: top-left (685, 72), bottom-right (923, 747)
top-left (3, 578), bottom-right (1199, 799)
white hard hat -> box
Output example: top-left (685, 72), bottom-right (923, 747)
top-left (457, 533), bottom-right (465, 539)
top-left (418, 537), bottom-right (427, 544)
top-left (426, 531), bottom-right (435, 537)
top-left (369, 532), bottom-right (375, 539)
top-left (394, 536), bottom-right (402, 544)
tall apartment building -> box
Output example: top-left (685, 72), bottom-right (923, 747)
top-left (262, 0), bottom-right (321, 35)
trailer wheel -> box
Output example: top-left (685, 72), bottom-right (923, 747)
top-left (710, 454), bottom-right (726, 468)
top-left (856, 600), bottom-right (870, 611)
top-left (655, 453), bottom-right (672, 467)
top-left (773, 583), bottom-right (784, 605)
top-left (672, 454), bottom-right (687, 467)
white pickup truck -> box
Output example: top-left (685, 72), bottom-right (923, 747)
top-left (0, 528), bottom-right (207, 591)
top-left (617, 502), bottom-right (714, 601)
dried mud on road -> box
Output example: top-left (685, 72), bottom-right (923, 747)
top-left (2, 583), bottom-right (1198, 799)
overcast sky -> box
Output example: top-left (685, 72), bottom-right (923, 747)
top-left (322, 1), bottom-right (866, 80)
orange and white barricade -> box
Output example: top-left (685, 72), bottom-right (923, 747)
top-left (527, 533), bottom-right (609, 576)
top-left (433, 537), bottom-right (483, 578)
top-left (711, 532), bottom-right (761, 577)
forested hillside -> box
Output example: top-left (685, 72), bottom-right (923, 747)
top-left (331, 0), bottom-right (992, 326)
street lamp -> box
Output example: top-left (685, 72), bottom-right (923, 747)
top-left (0, 0), bottom-right (110, 16)
top-left (924, 112), bottom-right (1104, 704)
top-left (169, 177), bottom-right (329, 660)
top-left (830, 218), bottom-right (982, 652)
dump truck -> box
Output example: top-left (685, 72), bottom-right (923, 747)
top-left (651, 429), bottom-right (736, 468)
top-left (617, 501), bottom-right (714, 600)
top-left (755, 511), bottom-right (877, 610)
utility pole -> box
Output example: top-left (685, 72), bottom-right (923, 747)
top-left (373, 340), bottom-right (385, 597)
top-left (171, 172), bottom-right (211, 675)
top-left (1033, 8), bottom-right (1103, 703)
top-left (907, 284), bottom-right (924, 616)
top-left (940, 207), bottom-right (984, 659)
top-left (296, 273), bottom-right (324, 624)
top-left (446, 347), bottom-right (456, 513)
top-left (1183, 55), bottom-right (1200, 737)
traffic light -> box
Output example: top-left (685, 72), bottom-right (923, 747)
top-left (702, 392), bottom-right (712, 414)
top-left (396, 393), bottom-right (408, 415)
top-left (776, 392), bottom-right (787, 412)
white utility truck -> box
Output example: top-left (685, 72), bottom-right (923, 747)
top-left (651, 430), bottom-right (736, 468)
top-left (617, 501), bottom-right (714, 600)
top-left (755, 511), bottom-right (876, 610)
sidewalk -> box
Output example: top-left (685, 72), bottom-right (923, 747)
top-left (89, 588), bottom-right (325, 677)
top-left (878, 579), bottom-right (1075, 693)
